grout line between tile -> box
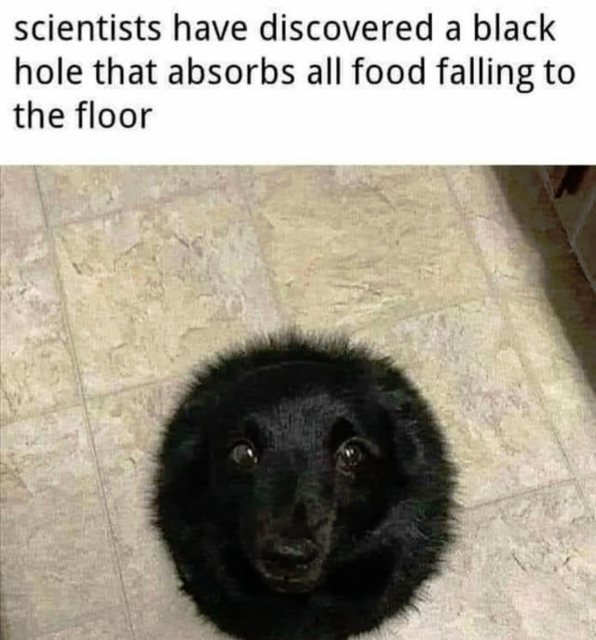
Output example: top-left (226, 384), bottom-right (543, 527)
top-left (365, 293), bottom-right (491, 328)
top-left (462, 477), bottom-right (576, 512)
top-left (38, 170), bottom-right (229, 231)
top-left (444, 167), bottom-right (596, 519)
top-left (85, 373), bottom-right (186, 404)
top-left (33, 168), bottom-right (137, 640)
top-left (234, 167), bottom-right (291, 327)
top-left (0, 374), bottom-right (186, 429)
top-left (1, 398), bottom-right (84, 429)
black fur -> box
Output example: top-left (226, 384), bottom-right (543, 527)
top-left (153, 332), bottom-right (455, 640)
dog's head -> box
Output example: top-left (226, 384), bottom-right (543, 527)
top-left (200, 360), bottom-right (420, 594)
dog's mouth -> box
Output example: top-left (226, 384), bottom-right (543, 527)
top-left (253, 540), bottom-right (324, 594)
top-left (257, 560), bottom-right (322, 594)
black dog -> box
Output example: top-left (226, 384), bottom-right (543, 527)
top-left (153, 333), bottom-right (454, 640)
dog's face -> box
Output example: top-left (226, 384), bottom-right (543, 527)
top-left (206, 364), bottom-right (401, 595)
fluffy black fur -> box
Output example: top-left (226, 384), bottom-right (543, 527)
top-left (153, 332), bottom-right (455, 640)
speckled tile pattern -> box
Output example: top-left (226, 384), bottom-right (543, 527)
top-left (86, 384), bottom-right (178, 608)
top-left (355, 297), bottom-right (571, 506)
top-left (395, 483), bottom-right (596, 639)
top-left (1, 166), bottom-right (595, 639)
top-left (0, 409), bottom-right (124, 638)
top-left (52, 184), bottom-right (280, 396)
top-left (238, 167), bottom-right (486, 330)
top-left (35, 167), bottom-right (231, 225)
top-left (0, 169), bottom-right (78, 422)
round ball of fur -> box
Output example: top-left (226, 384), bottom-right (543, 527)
top-left (153, 332), bottom-right (455, 640)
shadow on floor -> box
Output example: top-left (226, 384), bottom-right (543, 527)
top-left (492, 166), bottom-right (596, 395)
top-left (0, 588), bottom-right (7, 640)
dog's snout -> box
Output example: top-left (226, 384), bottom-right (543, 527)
top-left (263, 538), bottom-right (319, 567)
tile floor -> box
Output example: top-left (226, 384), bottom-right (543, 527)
top-left (1, 166), bottom-right (595, 639)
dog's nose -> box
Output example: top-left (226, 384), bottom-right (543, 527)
top-left (263, 538), bottom-right (319, 567)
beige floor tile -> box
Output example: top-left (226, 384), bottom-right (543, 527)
top-left (87, 381), bottom-right (236, 637)
top-left (449, 167), bottom-right (596, 379)
top-left (503, 285), bottom-right (596, 476)
top-left (37, 167), bottom-right (235, 225)
top-left (1, 169), bottom-right (78, 423)
top-left (86, 383), bottom-right (181, 607)
top-left (502, 258), bottom-right (596, 474)
top-left (448, 166), bottom-right (581, 289)
top-left (448, 166), bottom-right (596, 481)
top-left (239, 167), bottom-right (487, 330)
top-left (130, 593), bottom-right (228, 640)
top-left (366, 166), bottom-right (458, 210)
top-left (1, 167), bottom-right (45, 236)
top-left (354, 297), bottom-right (570, 506)
top-left (0, 408), bottom-right (123, 638)
top-left (504, 287), bottom-right (595, 383)
top-left (54, 186), bottom-right (280, 396)
top-left (541, 375), bottom-right (596, 476)
top-left (392, 482), bottom-right (596, 640)
top-left (33, 612), bottom-right (132, 640)
top-left (584, 476), bottom-right (596, 510)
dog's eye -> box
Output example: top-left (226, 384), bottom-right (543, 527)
top-left (229, 442), bottom-right (259, 469)
top-left (336, 440), bottom-right (367, 474)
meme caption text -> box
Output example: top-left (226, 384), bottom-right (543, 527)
top-left (12, 10), bottom-right (576, 131)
